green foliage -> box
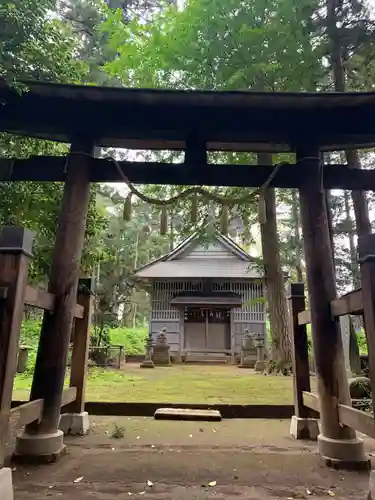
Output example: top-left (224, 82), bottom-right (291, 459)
top-left (357, 329), bottom-right (368, 355)
top-left (0, 0), bottom-right (103, 281)
top-left (109, 326), bottom-right (148, 354)
top-left (19, 319), bottom-right (42, 373)
top-left (0, 0), bottom-right (87, 83)
top-left (18, 319), bottom-right (147, 373)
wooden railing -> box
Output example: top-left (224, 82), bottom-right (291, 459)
top-left (288, 264), bottom-right (375, 439)
top-left (0, 227), bottom-right (92, 467)
top-left (9, 387), bottom-right (77, 432)
top-left (297, 288), bottom-right (363, 326)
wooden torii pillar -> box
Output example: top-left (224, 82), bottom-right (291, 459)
top-left (296, 147), bottom-right (368, 468)
top-left (14, 140), bottom-right (94, 461)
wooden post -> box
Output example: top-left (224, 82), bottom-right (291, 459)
top-left (297, 147), bottom-right (367, 466)
top-left (68, 278), bottom-right (93, 414)
top-left (287, 283), bottom-right (311, 418)
top-left (0, 228), bottom-right (33, 466)
top-left (16, 141), bottom-right (94, 458)
top-left (358, 233), bottom-right (375, 410)
top-left (287, 282), bottom-right (319, 440)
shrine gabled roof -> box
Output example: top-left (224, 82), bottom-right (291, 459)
top-left (1, 81), bottom-right (375, 152)
top-left (133, 230), bottom-right (262, 280)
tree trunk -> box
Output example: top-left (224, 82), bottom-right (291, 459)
top-left (327, 0), bottom-right (369, 369)
top-left (327, 190), bottom-right (362, 375)
top-left (291, 190), bottom-right (303, 282)
top-left (343, 190), bottom-right (360, 287)
top-left (326, 0), bottom-right (371, 236)
top-left (258, 153), bottom-right (291, 372)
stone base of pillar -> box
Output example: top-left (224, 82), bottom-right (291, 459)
top-left (255, 360), bottom-right (266, 372)
top-left (229, 354), bottom-right (237, 365)
top-left (289, 415), bottom-right (319, 440)
top-left (0, 467), bottom-right (14, 500)
top-left (13, 430), bottom-right (65, 464)
top-left (59, 412), bottom-right (90, 436)
top-left (238, 349), bottom-right (254, 368)
top-left (140, 359), bottom-right (155, 368)
top-left (172, 353), bottom-right (182, 363)
top-left (153, 347), bottom-right (171, 366)
top-left (318, 434), bottom-right (370, 470)
top-left (367, 470), bottom-right (375, 499)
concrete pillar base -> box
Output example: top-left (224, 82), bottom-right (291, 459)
top-left (140, 360), bottom-right (155, 368)
top-left (255, 360), bottom-right (266, 372)
top-left (59, 412), bottom-right (90, 436)
top-left (318, 434), bottom-right (370, 470)
top-left (13, 430), bottom-right (65, 464)
top-left (289, 415), bottom-right (319, 440)
top-left (0, 467), bottom-right (14, 500)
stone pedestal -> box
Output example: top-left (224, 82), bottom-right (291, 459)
top-left (14, 430), bottom-right (65, 463)
top-left (289, 415), bottom-right (319, 440)
top-left (152, 328), bottom-right (171, 366)
top-left (255, 346), bottom-right (265, 372)
top-left (140, 334), bottom-right (154, 368)
top-left (253, 332), bottom-right (266, 372)
top-left (59, 411), bottom-right (90, 436)
top-left (0, 467), bottom-right (13, 500)
top-left (172, 352), bottom-right (182, 364)
top-left (318, 434), bottom-right (370, 469)
top-left (239, 330), bottom-right (254, 368)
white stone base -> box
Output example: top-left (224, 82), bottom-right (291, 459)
top-left (59, 412), bottom-right (90, 436)
top-left (318, 433), bottom-right (370, 469)
top-left (15, 429), bottom-right (64, 458)
top-left (290, 415), bottom-right (319, 440)
top-left (0, 468), bottom-right (14, 500)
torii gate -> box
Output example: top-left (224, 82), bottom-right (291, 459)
top-left (1, 81), bottom-right (375, 497)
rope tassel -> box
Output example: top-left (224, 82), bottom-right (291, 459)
top-left (123, 193), bottom-right (132, 221)
top-left (160, 206), bottom-right (168, 235)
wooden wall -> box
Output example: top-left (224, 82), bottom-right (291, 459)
top-left (149, 279), bottom-right (266, 353)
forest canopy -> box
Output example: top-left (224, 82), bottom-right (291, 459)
top-left (0, 0), bottom-right (374, 369)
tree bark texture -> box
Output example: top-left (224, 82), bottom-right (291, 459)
top-left (258, 153), bottom-right (291, 371)
top-left (291, 190), bottom-right (303, 282)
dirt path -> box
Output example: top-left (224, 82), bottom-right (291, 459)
top-left (12, 418), bottom-right (372, 499)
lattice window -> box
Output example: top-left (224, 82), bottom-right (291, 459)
top-left (151, 280), bottom-right (202, 320)
top-left (213, 280), bottom-right (265, 322)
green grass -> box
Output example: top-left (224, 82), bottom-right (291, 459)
top-left (13, 364), bottom-right (300, 405)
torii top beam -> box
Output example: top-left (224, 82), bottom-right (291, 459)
top-left (1, 80), bottom-right (375, 153)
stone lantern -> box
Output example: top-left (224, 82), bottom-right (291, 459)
top-left (140, 332), bottom-right (155, 368)
top-left (239, 329), bottom-right (254, 368)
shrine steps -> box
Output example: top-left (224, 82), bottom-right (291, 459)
top-left (182, 353), bottom-right (231, 365)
